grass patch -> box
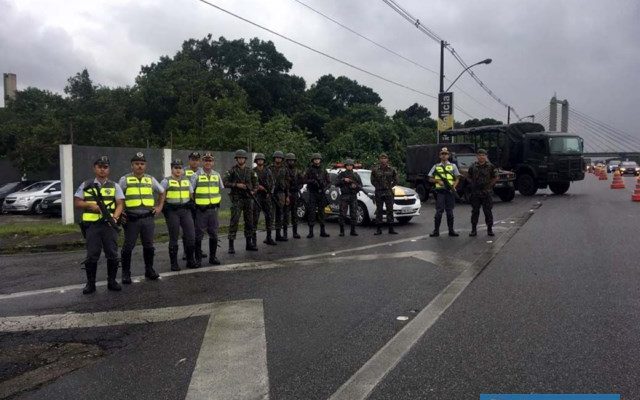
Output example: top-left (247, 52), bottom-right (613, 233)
top-left (0, 222), bottom-right (79, 237)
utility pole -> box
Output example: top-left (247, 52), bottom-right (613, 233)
top-left (437, 40), bottom-right (446, 144)
top-left (507, 106), bottom-right (511, 124)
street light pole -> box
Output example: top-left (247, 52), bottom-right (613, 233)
top-left (517, 114), bottom-right (535, 122)
top-left (444, 58), bottom-right (492, 92)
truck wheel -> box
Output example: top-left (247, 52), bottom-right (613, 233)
top-left (496, 187), bottom-right (516, 202)
top-left (416, 184), bottom-right (428, 202)
top-left (549, 182), bottom-right (570, 195)
top-left (517, 174), bottom-right (537, 196)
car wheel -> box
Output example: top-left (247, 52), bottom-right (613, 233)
top-left (356, 201), bottom-right (370, 226)
top-left (397, 216), bottom-right (412, 224)
top-left (296, 200), bottom-right (307, 220)
top-left (31, 200), bottom-right (43, 215)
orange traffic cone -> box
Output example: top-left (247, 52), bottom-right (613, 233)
top-left (610, 170), bottom-right (625, 189)
top-left (632, 177), bottom-right (640, 201)
top-left (599, 168), bottom-right (608, 180)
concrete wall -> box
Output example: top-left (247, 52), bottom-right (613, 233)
top-left (0, 158), bottom-right (59, 184)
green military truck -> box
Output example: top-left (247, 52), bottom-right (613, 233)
top-left (441, 122), bottom-right (585, 196)
top-left (405, 143), bottom-right (517, 202)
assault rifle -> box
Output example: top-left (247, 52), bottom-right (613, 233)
top-left (81, 183), bottom-right (121, 236)
top-left (432, 169), bottom-right (461, 201)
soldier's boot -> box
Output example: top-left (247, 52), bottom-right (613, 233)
top-left (307, 225), bottom-right (314, 239)
top-left (209, 237), bottom-right (221, 265)
top-left (107, 259), bottom-right (122, 291)
top-left (276, 229), bottom-right (286, 242)
top-left (143, 248), bottom-right (160, 280)
top-left (228, 239), bottom-right (236, 254)
top-left (282, 226), bottom-right (289, 241)
top-left (430, 214), bottom-right (442, 237)
top-left (374, 224), bottom-right (383, 235)
top-left (350, 224), bottom-right (358, 236)
top-left (194, 240), bottom-right (203, 268)
top-left (185, 245), bottom-right (198, 269)
top-left (339, 224), bottom-right (345, 237)
top-left (320, 224), bottom-right (330, 237)
top-left (292, 224), bottom-right (301, 239)
top-left (264, 230), bottom-right (277, 245)
top-left (121, 251), bottom-right (132, 284)
top-left (182, 237), bottom-right (187, 261)
top-left (82, 262), bottom-right (97, 295)
top-left (246, 236), bottom-right (258, 251)
top-left (447, 216), bottom-right (459, 237)
top-left (169, 245), bottom-right (180, 271)
top-left (388, 224), bottom-right (398, 235)
top-left (252, 233), bottom-right (259, 249)
top-left (487, 225), bottom-right (495, 237)
top-left (469, 224), bottom-right (478, 237)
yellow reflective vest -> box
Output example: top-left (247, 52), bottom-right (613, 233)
top-left (165, 177), bottom-right (191, 205)
top-left (124, 174), bottom-right (155, 210)
top-left (82, 180), bottom-right (116, 222)
top-left (434, 164), bottom-right (456, 189)
top-left (194, 173), bottom-right (221, 206)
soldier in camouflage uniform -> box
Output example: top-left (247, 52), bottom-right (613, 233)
top-left (371, 153), bottom-right (399, 235)
top-left (269, 151), bottom-right (290, 242)
top-left (336, 159), bottom-right (363, 237)
top-left (304, 153), bottom-right (331, 238)
top-left (285, 152), bottom-right (303, 239)
top-left (467, 148), bottom-right (499, 237)
top-left (253, 153), bottom-right (276, 246)
top-left (223, 149), bottom-right (258, 253)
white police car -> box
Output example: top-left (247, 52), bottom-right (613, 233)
top-left (296, 167), bottom-right (421, 225)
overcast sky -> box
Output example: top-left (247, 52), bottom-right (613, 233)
top-left (1, 0), bottom-right (639, 139)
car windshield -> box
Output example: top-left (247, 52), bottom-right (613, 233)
top-left (356, 170), bottom-right (372, 186)
top-left (548, 136), bottom-right (583, 154)
top-left (608, 160), bottom-right (620, 166)
top-left (621, 162), bottom-right (637, 167)
top-left (20, 181), bottom-right (51, 192)
top-left (455, 155), bottom-right (476, 169)
top-left (0, 182), bottom-right (20, 195)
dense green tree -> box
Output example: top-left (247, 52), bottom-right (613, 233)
top-left (462, 118), bottom-right (503, 128)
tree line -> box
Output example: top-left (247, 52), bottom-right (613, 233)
top-left (0, 35), bottom-right (502, 176)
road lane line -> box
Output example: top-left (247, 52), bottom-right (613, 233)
top-left (328, 214), bottom-right (530, 400)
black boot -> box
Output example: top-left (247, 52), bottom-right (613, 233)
top-left (374, 225), bottom-right (382, 235)
top-left (209, 236), bottom-right (221, 265)
top-left (430, 214), bottom-right (442, 237)
top-left (228, 238), bottom-right (235, 254)
top-left (194, 239), bottom-right (203, 268)
top-left (246, 236), bottom-right (258, 251)
top-left (186, 245), bottom-right (198, 269)
top-left (447, 216), bottom-right (459, 237)
top-left (292, 224), bottom-right (301, 239)
top-left (121, 251), bottom-right (132, 284)
top-left (487, 226), bottom-right (495, 236)
top-left (107, 259), bottom-right (122, 291)
top-left (82, 262), bottom-right (97, 294)
top-left (182, 237), bottom-right (187, 261)
top-left (388, 224), bottom-right (398, 234)
top-left (143, 248), bottom-right (160, 280)
top-left (169, 245), bottom-right (180, 271)
top-left (282, 226), bottom-right (289, 241)
top-left (350, 224), bottom-right (358, 236)
top-left (307, 225), bottom-right (314, 238)
top-left (320, 225), bottom-right (330, 237)
top-left (469, 225), bottom-right (477, 237)
top-left (339, 224), bottom-right (345, 237)
top-left (264, 230), bottom-right (277, 245)
top-left (276, 229), bottom-right (286, 242)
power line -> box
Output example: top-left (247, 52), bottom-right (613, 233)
top-left (195, 0), bottom-right (438, 100)
top-left (570, 108), bottom-right (640, 149)
top-left (570, 111), bottom-right (640, 151)
top-left (290, 0), bottom-right (502, 119)
top-left (380, 0), bottom-right (520, 118)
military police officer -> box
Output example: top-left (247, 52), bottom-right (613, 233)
top-left (191, 151), bottom-right (224, 266)
top-left (428, 147), bottom-right (461, 237)
top-left (467, 148), bottom-right (498, 237)
top-left (269, 151), bottom-right (290, 241)
top-left (224, 149), bottom-right (258, 253)
top-left (253, 153), bottom-right (276, 246)
top-left (304, 153), bottom-right (331, 238)
top-left (119, 152), bottom-right (165, 284)
top-left (336, 159), bottom-right (363, 236)
top-left (184, 151), bottom-right (206, 260)
top-left (74, 156), bottom-right (125, 294)
top-left (371, 153), bottom-right (399, 235)
top-left (161, 158), bottom-right (197, 271)
top-left (285, 153), bottom-right (303, 239)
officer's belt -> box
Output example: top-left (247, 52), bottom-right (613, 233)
top-left (125, 210), bottom-right (154, 221)
top-left (197, 204), bottom-right (219, 211)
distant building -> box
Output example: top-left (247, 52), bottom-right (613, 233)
top-left (3, 73), bottom-right (17, 105)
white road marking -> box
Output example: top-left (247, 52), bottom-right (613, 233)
top-left (0, 299), bottom-right (269, 400)
top-left (328, 224), bottom-right (521, 400)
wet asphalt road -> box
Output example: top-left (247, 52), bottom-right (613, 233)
top-left (1, 176), bottom-right (637, 399)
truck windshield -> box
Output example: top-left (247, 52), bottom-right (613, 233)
top-left (548, 136), bottom-right (583, 154)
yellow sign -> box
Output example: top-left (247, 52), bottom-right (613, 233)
top-left (438, 115), bottom-right (454, 132)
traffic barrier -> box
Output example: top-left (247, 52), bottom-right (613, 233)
top-left (598, 168), bottom-right (608, 180)
top-left (610, 170), bottom-right (625, 189)
top-left (632, 177), bottom-right (640, 201)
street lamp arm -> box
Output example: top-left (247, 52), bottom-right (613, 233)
top-left (444, 58), bottom-right (492, 92)
top-left (517, 115), bottom-right (535, 122)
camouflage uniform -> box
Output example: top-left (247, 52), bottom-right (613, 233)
top-left (467, 160), bottom-right (498, 235)
top-left (371, 158), bottom-right (399, 234)
top-left (286, 153), bottom-right (304, 239)
top-left (253, 160), bottom-right (276, 245)
top-left (336, 163), bottom-right (363, 236)
top-left (224, 153), bottom-right (258, 252)
top-left (304, 155), bottom-right (331, 238)
top-left (269, 158), bottom-right (290, 241)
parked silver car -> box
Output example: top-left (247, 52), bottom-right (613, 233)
top-left (2, 180), bottom-right (61, 214)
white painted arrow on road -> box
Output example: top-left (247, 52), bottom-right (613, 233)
top-left (0, 299), bottom-right (270, 400)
